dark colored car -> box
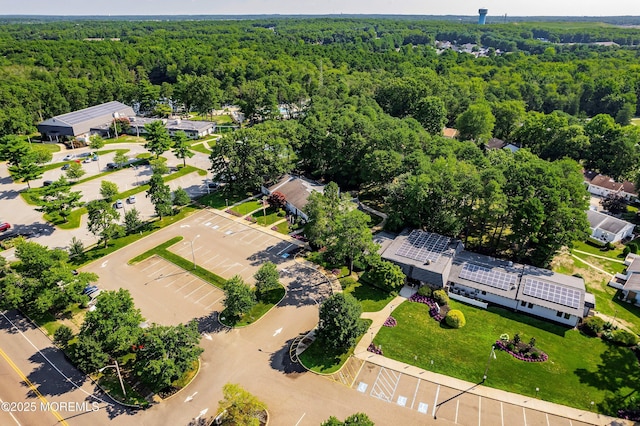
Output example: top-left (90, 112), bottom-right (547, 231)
top-left (82, 285), bottom-right (98, 295)
top-left (61, 163), bottom-right (71, 170)
top-left (43, 180), bottom-right (53, 186)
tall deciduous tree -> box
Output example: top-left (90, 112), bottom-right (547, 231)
top-left (322, 413), bottom-right (375, 426)
top-left (143, 120), bottom-right (172, 158)
top-left (490, 100), bottom-right (526, 141)
top-left (65, 161), bottom-right (86, 181)
top-left (146, 172), bottom-right (173, 218)
top-left (36, 176), bottom-right (82, 222)
top-left (413, 96), bottom-right (447, 135)
top-left (223, 275), bottom-right (256, 318)
top-left (86, 200), bottom-right (122, 248)
top-left (217, 383), bottom-right (267, 426)
top-left (9, 154), bottom-right (42, 188)
top-left (0, 136), bottom-right (32, 166)
top-left (171, 131), bottom-right (194, 167)
top-left (89, 134), bottom-right (105, 151)
top-left (326, 209), bottom-right (378, 274)
top-left (317, 293), bottom-right (365, 351)
top-left (100, 180), bottom-right (119, 201)
top-left (124, 207), bottom-right (143, 234)
top-left (362, 260), bottom-right (405, 293)
top-left (253, 262), bottom-right (280, 300)
top-left (455, 103), bottom-right (495, 144)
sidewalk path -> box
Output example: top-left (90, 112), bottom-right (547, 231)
top-left (573, 249), bottom-right (626, 264)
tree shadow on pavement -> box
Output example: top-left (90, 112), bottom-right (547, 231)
top-left (193, 310), bottom-right (231, 335)
top-left (266, 335), bottom-right (308, 376)
top-left (26, 347), bottom-right (95, 398)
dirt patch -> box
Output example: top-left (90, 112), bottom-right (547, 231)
top-left (551, 250), bottom-right (610, 286)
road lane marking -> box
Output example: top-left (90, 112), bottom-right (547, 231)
top-left (546, 413), bottom-right (550, 426)
top-left (478, 396), bottom-right (481, 426)
top-left (523, 407), bottom-right (527, 425)
top-left (0, 397), bottom-right (21, 425)
top-left (273, 328), bottom-right (282, 336)
top-left (294, 413), bottom-right (306, 426)
top-left (455, 399), bottom-right (459, 424)
top-left (0, 348), bottom-right (68, 425)
top-left (500, 402), bottom-right (504, 426)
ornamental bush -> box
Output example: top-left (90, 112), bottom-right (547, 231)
top-left (611, 329), bottom-right (639, 346)
top-left (445, 309), bottom-right (466, 328)
top-left (417, 285), bottom-right (432, 297)
top-left (432, 289), bottom-right (449, 306)
top-left (582, 316), bottom-right (605, 337)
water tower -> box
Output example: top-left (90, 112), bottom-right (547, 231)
top-left (478, 8), bottom-right (488, 25)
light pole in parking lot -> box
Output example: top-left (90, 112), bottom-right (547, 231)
top-left (189, 234), bottom-right (200, 269)
top-left (482, 344), bottom-right (497, 383)
top-left (99, 360), bottom-right (126, 397)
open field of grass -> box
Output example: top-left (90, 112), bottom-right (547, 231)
top-left (376, 300), bottom-right (639, 414)
top-left (631, 117), bottom-right (640, 126)
top-left (106, 135), bottom-right (146, 144)
top-left (298, 319), bottom-right (372, 374)
top-left (571, 240), bottom-right (626, 260)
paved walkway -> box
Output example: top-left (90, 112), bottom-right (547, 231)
top-left (350, 287), bottom-right (627, 426)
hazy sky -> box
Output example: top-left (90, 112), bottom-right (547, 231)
top-left (2, 0), bottom-right (639, 17)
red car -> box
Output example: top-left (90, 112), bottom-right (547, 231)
top-left (0, 223), bottom-right (10, 232)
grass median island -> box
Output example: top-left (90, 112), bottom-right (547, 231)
top-left (298, 319), bottom-right (372, 374)
top-left (375, 299), bottom-right (639, 414)
top-left (190, 143), bottom-right (212, 155)
top-left (128, 235), bottom-right (226, 289)
top-left (220, 285), bottom-right (286, 327)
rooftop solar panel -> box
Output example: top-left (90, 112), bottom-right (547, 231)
top-left (395, 230), bottom-right (451, 263)
top-left (459, 263), bottom-right (517, 291)
top-left (522, 278), bottom-right (581, 309)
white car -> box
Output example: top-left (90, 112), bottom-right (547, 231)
top-left (127, 195), bottom-right (136, 204)
top-left (115, 199), bottom-right (124, 209)
top-left (63, 154), bottom-right (74, 161)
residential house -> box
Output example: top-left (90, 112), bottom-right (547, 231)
top-left (127, 117), bottom-right (216, 139)
top-left (261, 175), bottom-right (325, 221)
top-left (586, 210), bottom-right (635, 244)
top-left (610, 254), bottom-right (640, 304)
top-left (583, 170), bottom-right (638, 201)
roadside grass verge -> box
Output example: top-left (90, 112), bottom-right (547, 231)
top-left (128, 235), bottom-right (226, 289)
top-left (298, 319), bottom-right (372, 374)
top-left (341, 277), bottom-right (395, 312)
top-left (71, 206), bottom-right (198, 267)
top-left (95, 369), bottom-right (149, 407)
top-left (220, 285), bottom-right (286, 327)
top-left (376, 299), bottom-right (637, 414)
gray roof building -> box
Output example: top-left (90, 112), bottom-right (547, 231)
top-left (38, 101), bottom-right (134, 139)
top-left (517, 266), bottom-right (585, 318)
top-left (587, 210), bottom-right (635, 236)
top-left (449, 251), bottom-right (522, 300)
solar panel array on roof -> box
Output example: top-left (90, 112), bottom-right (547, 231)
top-left (54, 101), bottom-right (128, 126)
top-left (395, 230), bottom-right (451, 263)
top-left (523, 278), bottom-right (581, 309)
top-left (459, 263), bottom-right (517, 291)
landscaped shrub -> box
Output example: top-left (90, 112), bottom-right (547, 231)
top-left (417, 286), bottom-right (432, 297)
top-left (339, 277), bottom-right (357, 290)
top-left (432, 289), bottom-right (449, 306)
top-left (581, 316), bottom-right (605, 336)
top-left (611, 329), bottom-right (639, 346)
top-left (445, 309), bottom-right (466, 328)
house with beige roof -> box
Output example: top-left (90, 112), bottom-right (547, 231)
top-left (583, 170), bottom-right (638, 201)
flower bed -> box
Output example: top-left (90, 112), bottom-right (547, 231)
top-left (225, 209), bottom-right (243, 217)
top-left (367, 343), bottom-right (383, 355)
top-left (409, 293), bottom-right (445, 322)
top-left (383, 316), bottom-right (397, 328)
top-left (618, 409), bottom-right (640, 421)
top-left (245, 216), bottom-right (257, 223)
top-left (494, 339), bottom-right (548, 362)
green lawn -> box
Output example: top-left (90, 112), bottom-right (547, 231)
top-left (44, 207), bottom-right (87, 229)
top-left (230, 200), bottom-right (262, 216)
top-left (298, 319), bottom-right (372, 374)
top-left (571, 252), bottom-right (627, 275)
top-left (254, 206), bottom-right (286, 226)
top-left (33, 143), bottom-right (60, 153)
top-left (572, 240), bottom-right (625, 260)
top-left (631, 117), bottom-right (640, 126)
top-left (273, 221), bottom-right (290, 235)
top-left (341, 278), bottom-right (396, 312)
top-left (105, 135), bottom-right (145, 144)
top-left (190, 143), bottom-right (212, 155)
top-left (220, 285), bottom-right (286, 327)
top-left (376, 300), bottom-right (639, 414)
top-left (196, 191), bottom-right (246, 210)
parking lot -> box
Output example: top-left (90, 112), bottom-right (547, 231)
top-left (81, 210), bottom-right (302, 325)
top-left (352, 363), bottom-right (593, 426)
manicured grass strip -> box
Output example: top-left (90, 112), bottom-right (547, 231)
top-left (221, 285), bottom-right (286, 327)
top-left (231, 200), bottom-right (262, 216)
top-left (44, 207), bottom-right (87, 229)
top-left (129, 236), bottom-right (184, 264)
top-left (342, 278), bottom-right (395, 312)
top-left (96, 370), bottom-right (148, 407)
top-left (298, 319), bottom-right (371, 374)
top-left (72, 206), bottom-right (198, 267)
top-left (273, 221), bottom-right (290, 235)
top-left (196, 192), bottom-right (247, 210)
top-left (94, 148), bottom-right (130, 156)
top-left (33, 143), bottom-right (60, 153)
top-left (190, 144), bottom-right (212, 154)
top-left (105, 135), bottom-right (145, 144)
top-left (128, 235), bottom-right (225, 288)
top-left (376, 300), bottom-right (637, 414)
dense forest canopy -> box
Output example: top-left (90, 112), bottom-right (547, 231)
top-left (2, 17), bottom-right (640, 266)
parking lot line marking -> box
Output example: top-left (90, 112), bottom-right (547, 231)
top-left (141, 259), bottom-right (162, 272)
top-left (176, 278), bottom-right (198, 291)
top-left (522, 407), bottom-right (527, 426)
top-left (455, 399), bottom-right (460, 424)
top-left (276, 243), bottom-right (294, 255)
top-left (184, 283), bottom-right (207, 298)
top-left (194, 290), bottom-right (215, 304)
top-left (410, 379), bottom-right (420, 409)
top-left (205, 295), bottom-right (225, 310)
top-left (294, 413), bottom-right (306, 426)
top-left (432, 385), bottom-right (440, 418)
top-left (546, 413), bottom-right (550, 426)
top-left (500, 402), bottom-right (504, 426)
top-left (150, 263), bottom-right (172, 277)
top-left (478, 396), bottom-right (481, 426)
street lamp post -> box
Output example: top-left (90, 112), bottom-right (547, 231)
top-left (535, 387), bottom-right (539, 398)
top-left (99, 360), bottom-right (126, 397)
top-left (189, 234), bottom-right (201, 269)
top-left (482, 345), bottom-right (497, 382)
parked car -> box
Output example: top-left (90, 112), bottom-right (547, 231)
top-left (82, 285), bottom-right (98, 295)
top-left (62, 154), bottom-right (74, 161)
top-left (92, 154), bottom-right (99, 161)
top-left (43, 180), bottom-right (53, 186)
top-left (78, 152), bottom-right (91, 158)
top-left (115, 199), bottom-right (124, 209)
top-left (0, 223), bottom-right (11, 232)
top-left (106, 163), bottom-right (118, 170)
top-left (127, 195), bottom-right (136, 204)
top-left (82, 157), bottom-right (91, 163)
top-left (207, 182), bottom-right (220, 191)
top-left (61, 163), bottom-right (70, 170)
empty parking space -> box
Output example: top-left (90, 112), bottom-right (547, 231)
top-left (351, 362), bottom-right (594, 426)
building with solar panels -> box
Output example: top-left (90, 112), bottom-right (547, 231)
top-left (381, 229), bottom-right (594, 327)
top-left (37, 101), bottom-right (135, 142)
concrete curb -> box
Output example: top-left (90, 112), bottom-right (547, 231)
top-left (160, 357), bottom-right (202, 402)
